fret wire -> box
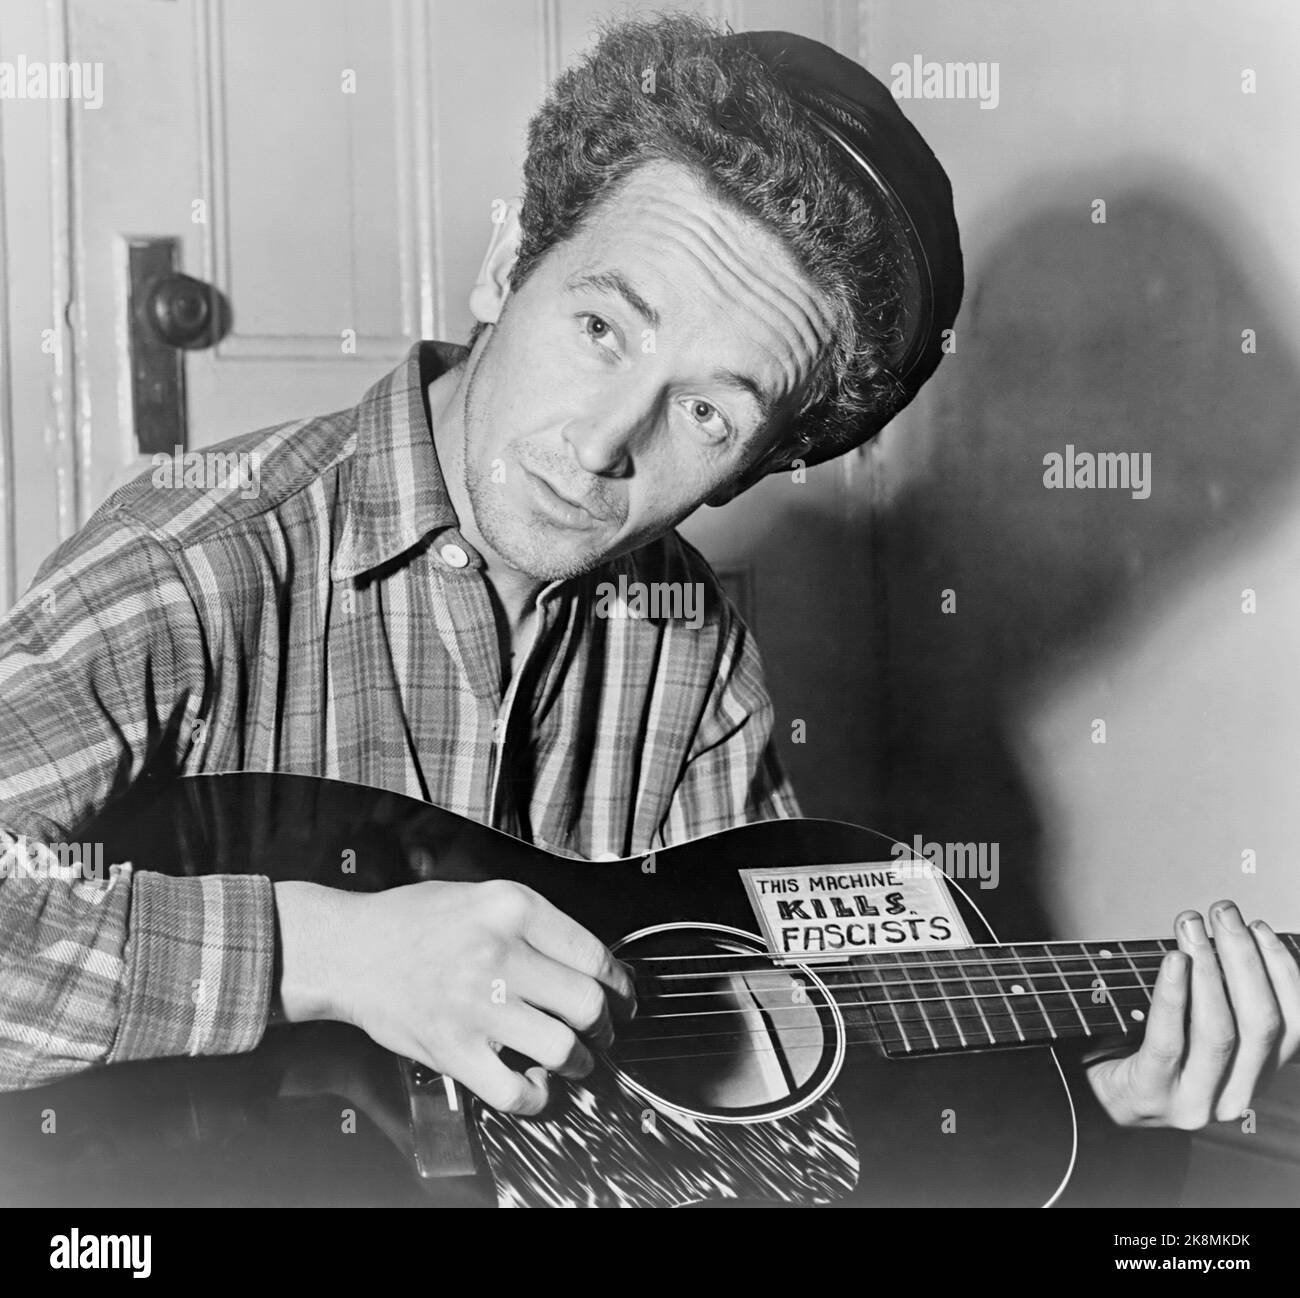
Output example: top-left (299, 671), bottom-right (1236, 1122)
top-left (894, 950), bottom-right (941, 1050)
top-left (848, 949), bottom-right (885, 1050)
top-left (1064, 940), bottom-right (1128, 1035)
top-left (1039, 944), bottom-right (1091, 1037)
top-left (975, 947), bottom-right (1025, 1041)
top-left (1077, 941), bottom-right (1128, 1032)
top-left (858, 946), bottom-right (913, 1054)
top-left (1115, 939), bottom-right (1154, 1005)
top-left (945, 948), bottom-right (997, 1045)
top-left (921, 949), bottom-right (968, 1049)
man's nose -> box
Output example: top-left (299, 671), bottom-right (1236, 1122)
top-left (561, 400), bottom-right (653, 477)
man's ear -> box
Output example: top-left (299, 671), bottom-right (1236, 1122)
top-left (468, 198), bottom-right (523, 325)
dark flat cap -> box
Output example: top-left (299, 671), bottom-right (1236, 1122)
top-left (721, 30), bottom-right (964, 461)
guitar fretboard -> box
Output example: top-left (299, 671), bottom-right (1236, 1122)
top-left (824, 933), bottom-right (1300, 1057)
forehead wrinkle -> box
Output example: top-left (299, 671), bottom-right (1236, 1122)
top-left (612, 171), bottom-right (821, 306)
top-left (627, 199), bottom-right (831, 376)
top-left (588, 175), bottom-right (833, 367)
top-left (621, 219), bottom-right (824, 401)
top-left (629, 185), bottom-right (833, 334)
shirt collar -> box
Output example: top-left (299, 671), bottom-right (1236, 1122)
top-left (331, 340), bottom-right (473, 581)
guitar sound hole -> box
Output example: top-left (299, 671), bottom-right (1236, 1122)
top-left (607, 924), bottom-right (844, 1123)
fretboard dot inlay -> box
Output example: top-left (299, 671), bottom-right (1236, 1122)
top-left (1130, 1008), bottom-right (1146, 1021)
top-left (1099, 949), bottom-right (1113, 959)
top-left (1010, 983), bottom-right (1026, 995)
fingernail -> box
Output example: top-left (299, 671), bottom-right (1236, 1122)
top-left (1212, 902), bottom-right (1245, 933)
top-left (1180, 913), bottom-right (1209, 945)
top-left (618, 961), bottom-right (639, 1018)
top-left (1251, 918), bottom-right (1280, 945)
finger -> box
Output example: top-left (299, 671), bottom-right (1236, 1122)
top-left (1175, 910), bottom-right (1237, 1125)
top-left (1131, 950), bottom-right (1189, 1098)
top-left (518, 893), bottom-right (637, 1015)
top-left (509, 948), bottom-right (615, 1050)
top-left (1251, 920), bottom-right (1300, 1062)
top-left (449, 1043), bottom-right (551, 1116)
top-left (1208, 901), bottom-right (1283, 1121)
top-left (491, 1001), bottom-right (594, 1080)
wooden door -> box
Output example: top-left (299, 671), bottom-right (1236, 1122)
top-left (13, 0), bottom-right (872, 821)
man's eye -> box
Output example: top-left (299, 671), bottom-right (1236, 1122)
top-left (683, 399), bottom-right (729, 439)
top-left (579, 313), bottom-right (619, 352)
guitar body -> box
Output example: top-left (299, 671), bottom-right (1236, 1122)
top-left (0, 774), bottom-right (1077, 1208)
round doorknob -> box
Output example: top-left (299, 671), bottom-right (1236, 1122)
top-left (144, 273), bottom-right (226, 349)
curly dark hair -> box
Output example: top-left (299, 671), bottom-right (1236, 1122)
top-left (485, 11), bottom-right (910, 470)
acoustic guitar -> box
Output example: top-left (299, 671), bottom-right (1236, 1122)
top-left (2, 773), bottom-right (1286, 1208)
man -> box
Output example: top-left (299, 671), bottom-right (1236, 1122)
top-left (0, 15), bottom-right (1295, 1137)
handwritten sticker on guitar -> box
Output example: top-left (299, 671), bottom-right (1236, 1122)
top-left (741, 861), bottom-right (974, 963)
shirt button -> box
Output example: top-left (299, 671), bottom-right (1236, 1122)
top-left (439, 543), bottom-right (469, 568)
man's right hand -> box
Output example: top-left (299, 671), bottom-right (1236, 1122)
top-left (273, 878), bottom-right (637, 1115)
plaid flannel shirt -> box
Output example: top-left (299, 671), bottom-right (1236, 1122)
top-left (0, 341), bottom-right (798, 1090)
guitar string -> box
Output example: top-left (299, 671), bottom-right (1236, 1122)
top-left (624, 959), bottom-right (1232, 995)
top-left (607, 989), bottom-right (1152, 1064)
top-left (622, 947), bottom-right (1226, 979)
top-left (628, 932), bottom-right (1300, 964)
top-left (634, 957), bottom-right (1183, 999)
top-left (616, 994), bottom-right (1144, 1038)
top-left (610, 982), bottom-right (1160, 1063)
top-left (623, 935), bottom-right (1264, 962)
top-left (615, 1013), bottom-right (1053, 1051)
top-left (607, 1027), bottom-right (1096, 1068)
top-left (610, 1019), bottom-right (1120, 1064)
top-left (621, 975), bottom-right (1160, 1023)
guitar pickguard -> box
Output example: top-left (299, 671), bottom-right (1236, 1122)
top-left (473, 1059), bottom-right (859, 1208)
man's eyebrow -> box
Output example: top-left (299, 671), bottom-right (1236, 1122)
top-left (566, 272), bottom-right (775, 423)
top-left (710, 369), bottom-right (774, 423)
top-left (565, 270), bottom-right (661, 330)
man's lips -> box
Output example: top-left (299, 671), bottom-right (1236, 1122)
top-left (522, 466), bottom-right (610, 528)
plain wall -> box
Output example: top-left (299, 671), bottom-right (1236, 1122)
top-left (853, 0), bottom-right (1300, 941)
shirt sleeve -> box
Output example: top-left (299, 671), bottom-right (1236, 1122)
top-left (660, 596), bottom-right (802, 845)
top-left (0, 509), bottom-right (274, 1091)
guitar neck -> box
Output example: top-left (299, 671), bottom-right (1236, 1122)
top-left (824, 932), bottom-right (1300, 1057)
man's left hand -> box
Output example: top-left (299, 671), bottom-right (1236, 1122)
top-left (1086, 901), bottom-right (1300, 1128)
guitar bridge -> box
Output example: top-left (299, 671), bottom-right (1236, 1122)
top-left (401, 1059), bottom-right (479, 1179)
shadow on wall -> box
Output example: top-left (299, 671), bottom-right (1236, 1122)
top-left (865, 169), bottom-right (1300, 942)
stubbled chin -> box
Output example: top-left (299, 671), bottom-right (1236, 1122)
top-left (484, 510), bottom-right (615, 582)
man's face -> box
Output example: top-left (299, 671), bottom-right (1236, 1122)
top-left (462, 159), bottom-right (833, 581)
